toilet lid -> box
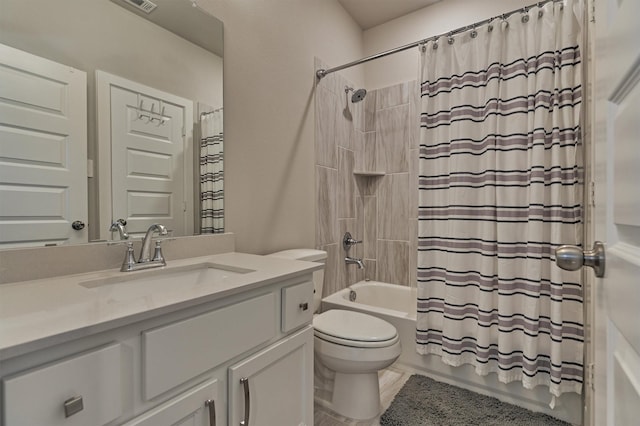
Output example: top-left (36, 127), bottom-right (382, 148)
top-left (313, 310), bottom-right (397, 345)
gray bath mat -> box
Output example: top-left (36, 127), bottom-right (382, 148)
top-left (380, 375), bottom-right (571, 426)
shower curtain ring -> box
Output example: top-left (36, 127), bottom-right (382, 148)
top-left (447, 33), bottom-right (454, 45)
top-left (470, 25), bottom-right (478, 38)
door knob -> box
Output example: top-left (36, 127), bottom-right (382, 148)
top-left (71, 220), bottom-right (85, 230)
top-left (555, 241), bottom-right (605, 278)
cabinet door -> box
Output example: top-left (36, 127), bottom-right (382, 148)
top-left (228, 326), bottom-right (313, 426)
top-left (121, 378), bottom-right (218, 426)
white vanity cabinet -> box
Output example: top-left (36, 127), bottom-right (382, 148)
top-left (228, 326), bottom-right (313, 426)
top-left (121, 378), bottom-right (218, 426)
top-left (0, 268), bottom-right (315, 426)
top-left (2, 344), bottom-right (123, 426)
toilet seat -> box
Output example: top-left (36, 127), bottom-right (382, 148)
top-left (313, 310), bottom-right (398, 348)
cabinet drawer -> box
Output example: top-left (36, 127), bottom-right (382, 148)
top-left (2, 344), bottom-right (122, 426)
top-left (143, 293), bottom-right (276, 399)
top-left (281, 280), bottom-right (313, 332)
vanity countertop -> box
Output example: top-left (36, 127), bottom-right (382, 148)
top-left (0, 252), bottom-right (321, 360)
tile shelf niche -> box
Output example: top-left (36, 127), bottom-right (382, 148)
top-left (353, 171), bottom-right (386, 177)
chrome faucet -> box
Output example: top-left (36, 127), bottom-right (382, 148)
top-left (343, 232), bottom-right (365, 270)
top-left (119, 223), bottom-right (168, 272)
top-left (345, 256), bottom-right (365, 269)
top-left (139, 224), bottom-right (168, 263)
top-left (109, 219), bottom-right (129, 240)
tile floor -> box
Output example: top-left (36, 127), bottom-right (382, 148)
top-left (314, 365), bottom-right (412, 426)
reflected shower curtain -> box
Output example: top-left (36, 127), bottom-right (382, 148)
top-left (200, 109), bottom-right (224, 233)
top-left (416, 1), bottom-right (584, 397)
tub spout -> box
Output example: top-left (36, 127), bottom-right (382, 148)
top-left (345, 256), bottom-right (364, 269)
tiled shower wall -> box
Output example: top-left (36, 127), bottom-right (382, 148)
top-left (315, 57), bottom-right (420, 297)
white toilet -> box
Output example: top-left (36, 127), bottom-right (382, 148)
top-left (267, 249), bottom-right (401, 420)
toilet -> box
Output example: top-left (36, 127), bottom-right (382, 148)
top-left (267, 249), bottom-right (401, 420)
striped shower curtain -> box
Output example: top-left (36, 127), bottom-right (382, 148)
top-left (200, 109), bottom-right (224, 233)
top-left (416, 1), bottom-right (584, 397)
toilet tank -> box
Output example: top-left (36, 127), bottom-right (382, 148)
top-left (266, 249), bottom-right (327, 313)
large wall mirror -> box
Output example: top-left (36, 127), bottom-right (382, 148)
top-left (0, 0), bottom-right (224, 248)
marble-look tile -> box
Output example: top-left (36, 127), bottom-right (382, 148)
top-left (363, 259), bottom-right (377, 282)
top-left (353, 130), bottom-right (365, 170)
top-left (376, 105), bottom-right (409, 174)
top-left (352, 99), bottom-right (364, 133)
top-left (378, 173), bottom-right (409, 241)
top-left (409, 219), bottom-right (418, 288)
top-left (377, 240), bottom-right (409, 286)
top-left (320, 243), bottom-right (340, 298)
top-left (376, 81), bottom-right (411, 110)
top-left (316, 166), bottom-right (337, 246)
top-left (363, 196), bottom-right (377, 259)
top-left (409, 149), bottom-right (420, 220)
top-left (316, 87), bottom-right (337, 168)
top-left (408, 79), bottom-right (421, 150)
top-left (355, 173), bottom-right (381, 197)
top-left (336, 98), bottom-right (356, 151)
top-left (337, 148), bottom-right (356, 219)
top-left (359, 90), bottom-right (377, 132)
top-left (364, 131), bottom-right (377, 172)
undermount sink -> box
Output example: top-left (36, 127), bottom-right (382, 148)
top-left (79, 262), bottom-right (255, 289)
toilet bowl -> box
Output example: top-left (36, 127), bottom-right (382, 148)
top-left (267, 249), bottom-right (401, 420)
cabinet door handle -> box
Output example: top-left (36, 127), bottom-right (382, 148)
top-left (240, 377), bottom-right (250, 426)
top-left (205, 399), bottom-right (216, 426)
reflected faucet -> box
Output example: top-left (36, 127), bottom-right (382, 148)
top-left (109, 219), bottom-right (129, 240)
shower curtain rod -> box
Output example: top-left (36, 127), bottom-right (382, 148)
top-left (200, 107), bottom-right (223, 117)
top-left (316, 0), bottom-right (563, 80)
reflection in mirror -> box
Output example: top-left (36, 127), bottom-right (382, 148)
top-left (0, 0), bottom-right (223, 248)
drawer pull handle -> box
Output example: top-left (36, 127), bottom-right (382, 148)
top-left (205, 399), bottom-right (216, 426)
top-left (299, 302), bottom-right (309, 311)
top-left (240, 377), bottom-right (250, 426)
top-left (63, 395), bottom-right (84, 418)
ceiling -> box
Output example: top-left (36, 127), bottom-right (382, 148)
top-left (337, 0), bottom-right (442, 30)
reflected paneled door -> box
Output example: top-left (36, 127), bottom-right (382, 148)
top-left (97, 71), bottom-right (194, 239)
top-left (0, 43), bottom-right (88, 247)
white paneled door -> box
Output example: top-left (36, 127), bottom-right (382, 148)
top-left (0, 43), bottom-right (87, 247)
top-left (593, 0), bottom-right (640, 424)
top-left (96, 71), bottom-right (193, 240)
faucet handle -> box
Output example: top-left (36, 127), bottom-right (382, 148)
top-left (121, 242), bottom-right (137, 272)
top-left (343, 232), bottom-right (362, 251)
top-left (152, 240), bottom-right (167, 265)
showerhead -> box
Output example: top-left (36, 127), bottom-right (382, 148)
top-left (351, 88), bottom-right (367, 103)
top-left (345, 86), bottom-right (367, 103)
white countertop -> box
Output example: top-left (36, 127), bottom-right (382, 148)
top-left (0, 252), bottom-right (321, 360)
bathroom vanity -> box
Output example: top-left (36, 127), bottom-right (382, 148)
top-left (0, 252), bottom-right (319, 426)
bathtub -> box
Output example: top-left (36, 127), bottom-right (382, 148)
top-left (321, 280), bottom-right (581, 425)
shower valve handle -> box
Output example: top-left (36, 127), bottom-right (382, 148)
top-left (343, 232), bottom-right (362, 251)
